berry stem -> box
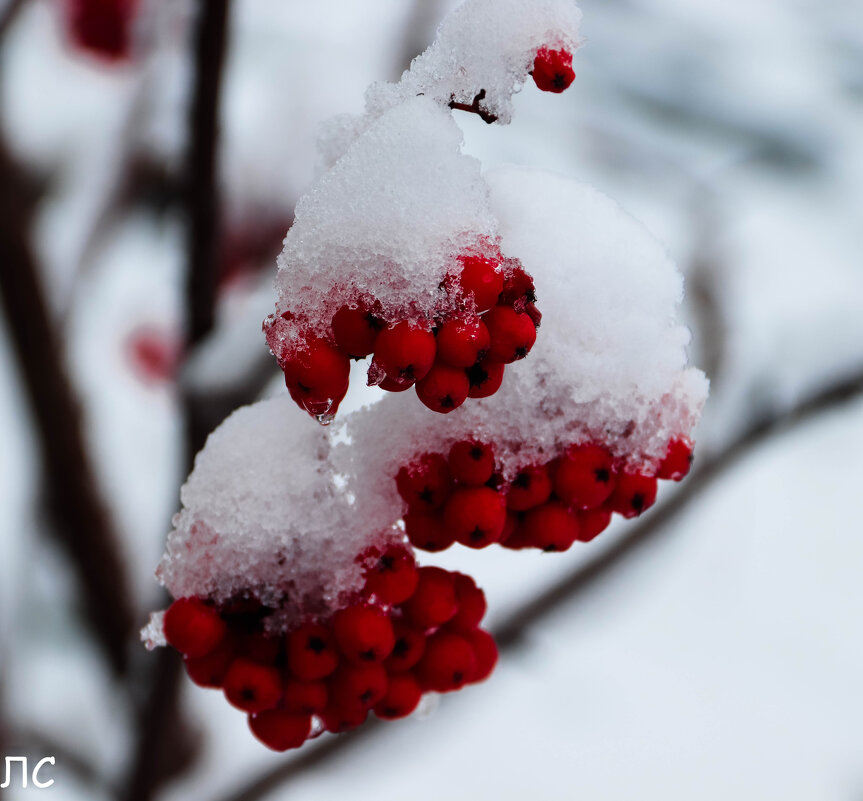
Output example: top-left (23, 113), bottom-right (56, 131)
top-left (448, 89), bottom-right (499, 124)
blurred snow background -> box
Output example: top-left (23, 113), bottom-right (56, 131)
top-left (0, 0), bottom-right (861, 798)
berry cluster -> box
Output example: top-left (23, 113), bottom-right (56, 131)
top-left (400, 436), bottom-right (694, 553)
top-left (265, 244), bottom-right (539, 423)
top-left (162, 546), bottom-right (497, 751)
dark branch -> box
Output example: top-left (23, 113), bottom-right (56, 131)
top-left (0, 0), bottom-right (27, 43)
top-left (449, 90), bottom-right (498, 124)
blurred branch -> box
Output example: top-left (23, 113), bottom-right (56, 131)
top-left (0, 140), bottom-right (135, 676)
top-left (211, 362), bottom-right (863, 801)
top-left (0, 0), bottom-right (27, 42)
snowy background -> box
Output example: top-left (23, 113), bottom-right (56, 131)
top-left (1, 0), bottom-right (862, 799)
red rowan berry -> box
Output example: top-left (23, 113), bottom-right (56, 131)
top-left (282, 678), bottom-right (328, 716)
top-left (404, 510), bottom-right (456, 552)
top-left (499, 265), bottom-right (536, 308)
top-left (483, 306), bottom-right (537, 363)
top-left (416, 363), bottom-right (470, 413)
top-left (286, 622), bottom-right (339, 681)
top-left (444, 487), bottom-right (507, 548)
top-left (608, 471), bottom-right (658, 518)
top-left (436, 316), bottom-right (491, 368)
top-left (283, 337), bottom-right (350, 416)
top-left (332, 303), bottom-right (384, 358)
top-left (361, 545), bottom-right (419, 605)
top-left (447, 440), bottom-right (495, 486)
top-left (223, 658), bottom-right (283, 713)
top-left (385, 622), bottom-right (426, 672)
top-left (332, 605), bottom-right (395, 664)
top-left (374, 672), bottom-right (423, 719)
top-left (378, 374), bottom-right (414, 392)
top-left (415, 631), bottom-right (476, 692)
top-left (164, 597), bottom-right (226, 658)
top-left (374, 321), bottom-right (436, 382)
top-left (448, 573), bottom-right (486, 633)
top-left (183, 637), bottom-right (236, 688)
top-left (525, 301), bottom-right (542, 328)
top-left (464, 629), bottom-right (498, 683)
top-left (522, 502), bottom-right (580, 551)
top-left (657, 436), bottom-right (694, 481)
top-left (532, 47), bottom-right (575, 93)
top-left (248, 710), bottom-right (311, 751)
top-left (499, 511), bottom-right (529, 549)
top-left (321, 702), bottom-right (369, 733)
top-left (400, 566), bottom-right (458, 629)
top-left (328, 663), bottom-right (388, 710)
top-left (553, 443), bottom-right (616, 509)
top-left (68, 0), bottom-right (134, 61)
top-left (506, 464), bottom-right (553, 511)
top-left (396, 454), bottom-right (452, 511)
top-left (466, 357), bottom-right (505, 398)
top-left (458, 254), bottom-right (505, 312)
top-left (577, 506), bottom-right (613, 542)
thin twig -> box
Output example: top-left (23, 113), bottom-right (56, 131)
top-left (449, 90), bottom-right (498, 124)
top-left (211, 363), bottom-right (863, 801)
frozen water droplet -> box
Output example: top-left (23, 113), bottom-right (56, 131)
top-left (367, 360), bottom-right (386, 387)
top-left (316, 411), bottom-right (336, 426)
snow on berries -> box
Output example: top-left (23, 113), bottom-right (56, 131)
top-left (144, 396), bottom-right (497, 751)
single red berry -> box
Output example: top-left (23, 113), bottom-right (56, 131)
top-left (374, 672), bottom-right (423, 719)
top-left (321, 702), bottom-right (369, 733)
top-left (436, 316), bottom-right (491, 368)
top-left (332, 605), bottom-right (395, 664)
top-left (396, 453), bottom-right (452, 511)
top-left (466, 357), bottom-right (505, 398)
top-left (499, 511), bottom-right (529, 550)
top-left (415, 631), bottom-right (477, 692)
top-left (374, 321), bottom-right (436, 382)
top-left (464, 629), bottom-right (498, 683)
top-left (657, 436), bottom-right (694, 481)
top-left (378, 374), bottom-right (414, 392)
top-left (483, 306), bottom-right (537, 363)
top-left (248, 710), bottom-right (311, 751)
top-left (522, 502), bottom-right (580, 551)
top-left (444, 487), bottom-right (507, 548)
top-left (553, 444), bottom-right (616, 510)
top-left (332, 303), bottom-right (385, 358)
top-left (499, 265), bottom-right (536, 309)
top-left (328, 663), bottom-right (388, 711)
top-left (183, 637), bottom-right (236, 687)
top-left (577, 507), bottom-right (612, 542)
top-left (447, 573), bottom-right (486, 632)
top-left (282, 679), bottom-right (328, 716)
top-left (164, 598), bottom-right (226, 658)
top-left (400, 566), bottom-right (458, 629)
top-left (608, 471), bottom-right (658, 518)
top-left (68, 0), bottom-right (135, 61)
top-left (385, 623), bottom-right (426, 672)
top-left (458, 254), bottom-right (505, 312)
top-left (223, 658), bottom-right (283, 713)
top-left (361, 545), bottom-right (419, 605)
top-left (416, 363), bottom-right (470, 413)
top-left (283, 337), bottom-right (350, 417)
top-left (404, 510), bottom-right (457, 552)
top-left (532, 47), bottom-right (575, 93)
top-left (286, 622), bottom-right (339, 681)
top-left (525, 301), bottom-right (542, 328)
top-left (506, 464), bottom-right (553, 511)
top-left (447, 440), bottom-right (495, 486)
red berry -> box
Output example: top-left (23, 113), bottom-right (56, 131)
top-left (400, 566), bottom-right (458, 629)
top-left (458, 254), bottom-right (505, 312)
top-left (332, 605), bottom-right (395, 664)
top-left (286, 622), bottom-right (339, 681)
top-left (374, 321), bottom-right (436, 382)
top-left (553, 444), bottom-right (616, 510)
top-left (464, 629), bottom-right (498, 683)
top-left (378, 374), bottom-right (414, 392)
top-left (483, 306), bottom-right (537, 363)
top-left (466, 357), bottom-right (505, 398)
top-left (499, 511), bottom-right (529, 550)
top-left (183, 637), bottom-right (236, 687)
top-left (68, 0), bottom-right (135, 61)
top-left (447, 440), bottom-right (495, 486)
top-left (223, 658), bottom-right (283, 713)
top-left (577, 507), bottom-right (612, 542)
top-left (436, 316), bottom-right (491, 368)
top-left (404, 510), bottom-right (457, 552)
top-left (241, 631), bottom-right (282, 666)
top-left (416, 363), bottom-right (470, 413)
top-left (164, 598), bottom-right (226, 658)
top-left (415, 631), bottom-right (476, 692)
top-left (396, 453), bottom-right (452, 511)
top-left (522, 502), bottom-right (580, 551)
top-left (321, 702), bottom-right (368, 733)
top-left (385, 623), bottom-right (426, 672)
top-left (444, 487), bottom-right (507, 548)
top-left (332, 303), bottom-right (385, 358)
top-left (361, 546), bottom-right (419, 605)
top-left (283, 337), bottom-right (350, 417)
top-left (248, 710), bottom-right (311, 751)
top-left (499, 265), bottom-right (536, 309)
top-left (506, 464), bottom-right (553, 511)
top-left (374, 672), bottom-right (423, 719)
top-left (532, 47), bottom-right (575, 93)
top-left (657, 436), bottom-right (694, 481)
top-left (448, 573), bottom-right (487, 632)
top-left (328, 663), bottom-right (388, 710)
top-left (282, 679), bottom-right (328, 716)
top-left (525, 301), bottom-right (542, 328)
top-left (608, 471), bottom-right (657, 518)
